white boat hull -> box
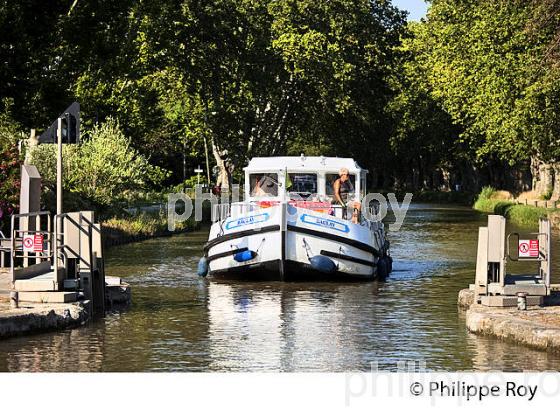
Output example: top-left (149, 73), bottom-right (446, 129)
top-left (204, 203), bottom-right (390, 280)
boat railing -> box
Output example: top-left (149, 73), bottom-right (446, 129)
top-left (212, 203), bottom-right (232, 222)
top-left (233, 202), bottom-right (262, 214)
top-left (211, 200), bottom-right (381, 224)
top-left (212, 202), bottom-right (277, 221)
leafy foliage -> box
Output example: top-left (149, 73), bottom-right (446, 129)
top-left (412, 0), bottom-right (560, 164)
top-left (71, 0), bottom-right (406, 181)
top-left (2, 0), bottom-right (560, 199)
top-left (477, 186), bottom-right (497, 202)
top-left (0, 99), bottom-right (22, 233)
top-left (30, 118), bottom-right (169, 207)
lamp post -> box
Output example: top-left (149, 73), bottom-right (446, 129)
top-left (56, 117), bottom-right (63, 216)
top-left (54, 117), bottom-right (63, 270)
top-left (37, 103), bottom-right (80, 271)
top-left (195, 166), bottom-right (203, 186)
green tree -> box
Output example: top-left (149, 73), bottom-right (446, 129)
top-left (387, 22), bottom-right (463, 190)
top-left (122, 0), bottom-right (405, 185)
top-left (414, 0), bottom-right (560, 191)
top-left (30, 118), bottom-right (169, 207)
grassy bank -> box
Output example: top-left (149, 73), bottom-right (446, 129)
top-left (473, 187), bottom-right (559, 228)
top-left (101, 212), bottom-right (199, 247)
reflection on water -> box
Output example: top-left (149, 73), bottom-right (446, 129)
top-left (1, 203), bottom-right (560, 371)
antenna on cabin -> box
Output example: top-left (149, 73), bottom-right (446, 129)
top-left (300, 153), bottom-right (306, 162)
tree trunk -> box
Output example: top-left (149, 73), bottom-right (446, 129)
top-left (412, 166), bottom-right (420, 191)
top-left (533, 158), bottom-right (553, 197)
top-left (552, 163), bottom-right (560, 200)
top-left (441, 168), bottom-right (451, 191)
top-left (531, 155), bottom-right (541, 193)
top-left (211, 138), bottom-right (232, 193)
top-left (542, 163), bottom-right (554, 197)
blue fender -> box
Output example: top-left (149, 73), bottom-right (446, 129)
top-left (197, 256), bottom-right (208, 277)
top-left (234, 250), bottom-right (258, 262)
top-left (309, 255), bottom-right (338, 274)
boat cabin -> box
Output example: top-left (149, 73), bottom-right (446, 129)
top-left (243, 155), bottom-right (367, 203)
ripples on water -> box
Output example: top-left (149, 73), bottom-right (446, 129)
top-left (1, 203), bottom-right (560, 372)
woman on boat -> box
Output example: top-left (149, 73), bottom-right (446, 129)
top-left (333, 167), bottom-right (360, 223)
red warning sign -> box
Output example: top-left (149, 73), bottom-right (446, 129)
top-left (33, 233), bottom-right (43, 252)
top-left (22, 234), bottom-right (44, 253)
top-left (519, 239), bottom-right (539, 258)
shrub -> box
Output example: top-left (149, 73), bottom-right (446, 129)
top-left (172, 175), bottom-right (209, 192)
top-left (30, 117), bottom-right (170, 208)
top-left (477, 186), bottom-right (496, 201)
top-left (473, 197), bottom-right (555, 228)
top-left (506, 205), bottom-right (550, 227)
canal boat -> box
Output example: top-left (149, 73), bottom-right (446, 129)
top-left (199, 156), bottom-right (392, 280)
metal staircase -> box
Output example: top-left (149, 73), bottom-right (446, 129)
top-left (7, 210), bottom-right (105, 312)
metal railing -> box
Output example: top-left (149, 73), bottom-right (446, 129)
top-left (0, 230), bottom-right (10, 268)
top-left (55, 212), bottom-right (96, 272)
top-left (10, 211), bottom-right (53, 281)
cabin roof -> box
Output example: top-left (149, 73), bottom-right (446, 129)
top-left (244, 156), bottom-right (366, 174)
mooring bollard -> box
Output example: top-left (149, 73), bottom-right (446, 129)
top-left (517, 292), bottom-right (528, 310)
top-left (10, 291), bottom-right (19, 309)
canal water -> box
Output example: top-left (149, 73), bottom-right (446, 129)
top-left (1, 203), bottom-right (560, 371)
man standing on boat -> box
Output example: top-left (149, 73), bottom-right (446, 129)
top-left (333, 168), bottom-right (360, 223)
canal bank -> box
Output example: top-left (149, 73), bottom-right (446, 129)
top-left (472, 187), bottom-right (560, 230)
top-left (0, 203), bottom-right (195, 340)
top-left (1, 267), bottom-right (129, 340)
top-left (0, 269), bottom-right (89, 339)
top-left (0, 296), bottom-right (89, 339)
top-left (412, 187), bottom-right (560, 230)
top-left (101, 212), bottom-right (201, 248)
top-left (459, 289), bottom-right (560, 352)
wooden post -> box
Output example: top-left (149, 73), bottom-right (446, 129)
top-left (10, 291), bottom-right (18, 309)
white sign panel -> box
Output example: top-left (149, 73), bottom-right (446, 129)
top-left (518, 239), bottom-right (539, 258)
top-left (22, 235), bottom-right (35, 252)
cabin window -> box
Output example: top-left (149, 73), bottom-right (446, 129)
top-left (287, 173), bottom-right (317, 199)
top-left (250, 173), bottom-right (279, 197)
top-left (325, 173), bottom-right (355, 197)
